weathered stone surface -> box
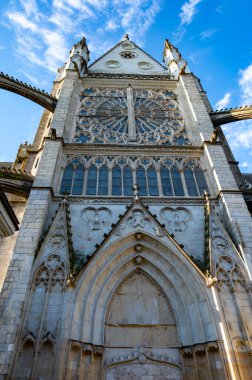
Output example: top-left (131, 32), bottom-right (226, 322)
top-left (0, 36), bottom-right (251, 380)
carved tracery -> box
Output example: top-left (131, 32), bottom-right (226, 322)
top-left (60, 155), bottom-right (209, 197)
top-left (74, 87), bottom-right (190, 145)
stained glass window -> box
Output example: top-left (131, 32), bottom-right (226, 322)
top-left (98, 166), bottom-right (108, 195)
top-left (123, 166), bottom-right (133, 196)
top-left (74, 88), bottom-right (190, 146)
top-left (147, 167), bottom-right (159, 196)
top-left (171, 167), bottom-right (184, 196)
top-left (86, 165), bottom-right (97, 195)
top-left (195, 167), bottom-right (209, 195)
top-left (136, 167), bottom-right (147, 196)
top-left (184, 168), bottom-right (198, 196)
top-left (160, 167), bottom-right (173, 196)
top-left (72, 165), bottom-right (84, 195)
top-left (60, 165), bottom-right (73, 195)
top-left (112, 166), bottom-right (122, 195)
top-left (59, 156), bottom-right (209, 197)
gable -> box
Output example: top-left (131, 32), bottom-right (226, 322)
top-left (88, 39), bottom-right (168, 76)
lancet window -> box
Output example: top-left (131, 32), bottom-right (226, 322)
top-left (60, 156), bottom-right (209, 197)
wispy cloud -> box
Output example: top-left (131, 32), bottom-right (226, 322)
top-left (223, 63), bottom-right (252, 171)
top-left (179, 0), bottom-right (201, 26)
top-left (215, 92), bottom-right (231, 110)
top-left (239, 64), bottom-right (252, 105)
top-left (5, 0), bottom-right (163, 75)
top-left (173, 0), bottom-right (202, 43)
top-left (200, 28), bottom-right (218, 41)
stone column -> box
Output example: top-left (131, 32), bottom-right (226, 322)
top-left (127, 85), bottom-right (137, 141)
top-left (0, 70), bottom-right (80, 377)
top-left (177, 73), bottom-right (252, 277)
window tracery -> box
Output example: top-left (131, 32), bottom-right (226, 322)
top-left (60, 156), bottom-right (209, 197)
top-left (73, 88), bottom-right (190, 145)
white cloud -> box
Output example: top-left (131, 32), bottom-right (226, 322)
top-left (200, 28), bottom-right (218, 41)
top-left (5, 0), bottom-right (163, 74)
top-left (240, 161), bottom-right (250, 168)
top-left (173, 0), bottom-right (201, 43)
top-left (179, 0), bottom-right (201, 26)
top-left (223, 121), bottom-right (252, 152)
top-left (222, 64), bottom-right (252, 172)
top-left (7, 12), bottom-right (38, 31)
top-left (106, 20), bottom-right (119, 31)
top-left (215, 92), bottom-right (231, 110)
top-left (239, 64), bottom-right (252, 105)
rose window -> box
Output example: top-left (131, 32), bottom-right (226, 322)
top-left (74, 88), bottom-right (190, 145)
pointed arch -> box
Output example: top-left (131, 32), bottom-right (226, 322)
top-left (69, 232), bottom-right (218, 347)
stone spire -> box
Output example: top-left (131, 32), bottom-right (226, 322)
top-left (56, 37), bottom-right (90, 80)
top-left (163, 39), bottom-right (190, 79)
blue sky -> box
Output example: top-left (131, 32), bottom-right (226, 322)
top-left (0, 0), bottom-right (252, 172)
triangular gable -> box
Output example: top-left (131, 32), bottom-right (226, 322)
top-left (209, 205), bottom-right (245, 273)
top-left (72, 199), bottom-right (204, 280)
top-left (88, 39), bottom-right (168, 76)
top-left (33, 199), bottom-right (73, 271)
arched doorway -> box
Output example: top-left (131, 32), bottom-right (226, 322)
top-left (104, 269), bottom-right (182, 379)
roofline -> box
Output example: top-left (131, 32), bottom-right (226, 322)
top-left (88, 39), bottom-right (167, 71)
top-left (0, 186), bottom-right (19, 229)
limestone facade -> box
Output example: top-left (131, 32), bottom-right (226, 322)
top-left (0, 36), bottom-right (252, 380)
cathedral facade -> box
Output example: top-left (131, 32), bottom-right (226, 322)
top-left (0, 36), bottom-right (252, 379)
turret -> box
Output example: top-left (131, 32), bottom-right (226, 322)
top-left (56, 37), bottom-right (90, 81)
top-left (163, 39), bottom-right (190, 79)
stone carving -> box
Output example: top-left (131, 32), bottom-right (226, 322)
top-left (135, 232), bottom-right (143, 240)
top-left (152, 226), bottom-right (164, 237)
top-left (212, 236), bottom-right (229, 252)
top-left (48, 234), bottom-right (66, 249)
top-left (45, 254), bottom-right (62, 270)
top-left (181, 347), bottom-right (193, 357)
top-left (132, 183), bottom-right (139, 200)
top-left (182, 341), bottom-right (219, 356)
top-left (105, 350), bottom-right (180, 367)
top-left (113, 224), bottom-right (126, 236)
top-left (161, 207), bottom-right (191, 232)
top-left (137, 61), bottom-right (152, 70)
top-left (244, 178), bottom-right (252, 189)
top-left (233, 338), bottom-right (251, 353)
top-left (34, 255), bottom-right (65, 289)
top-left (205, 270), bottom-right (218, 287)
top-left (218, 256), bottom-right (234, 271)
top-left (105, 60), bottom-right (120, 68)
top-left (194, 344), bottom-right (205, 354)
top-left (70, 340), bottom-right (104, 355)
top-left (206, 341), bottom-right (219, 352)
top-left (82, 207), bottom-right (111, 230)
top-left (16, 142), bottom-right (29, 162)
top-left (134, 244), bottom-right (143, 253)
top-left (127, 209), bottom-right (151, 228)
top-left (135, 256), bottom-right (143, 265)
top-left (138, 353), bottom-right (147, 364)
top-left (48, 216), bottom-right (67, 249)
top-left (74, 87), bottom-right (190, 145)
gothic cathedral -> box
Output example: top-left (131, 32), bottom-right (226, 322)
top-left (0, 35), bottom-right (252, 380)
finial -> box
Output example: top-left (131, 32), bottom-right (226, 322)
top-left (132, 184), bottom-right (139, 200)
top-left (204, 189), bottom-right (209, 199)
top-left (123, 33), bottom-right (129, 41)
top-left (164, 39), bottom-right (172, 50)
